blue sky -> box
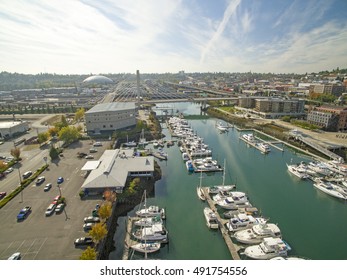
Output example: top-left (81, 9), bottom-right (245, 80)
top-left (0, 0), bottom-right (346, 74)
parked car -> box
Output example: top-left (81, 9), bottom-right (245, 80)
top-left (83, 223), bottom-right (94, 231)
top-left (36, 176), bottom-right (45, 185)
top-left (84, 216), bottom-right (100, 223)
top-left (22, 171), bottom-right (32, 179)
top-left (17, 206), bottom-right (31, 221)
top-left (53, 195), bottom-right (61, 203)
top-left (45, 204), bottom-right (56, 216)
top-left (44, 183), bottom-right (52, 192)
top-left (8, 252), bottom-right (21, 260)
top-left (74, 237), bottom-right (93, 247)
top-left (0, 191), bottom-right (6, 199)
top-left (57, 177), bottom-right (64, 184)
top-left (4, 167), bottom-right (14, 174)
top-left (93, 142), bottom-right (102, 147)
top-left (77, 152), bottom-right (87, 158)
top-left (55, 203), bottom-right (65, 214)
top-left (85, 155), bottom-right (94, 159)
top-left (89, 148), bottom-right (97, 153)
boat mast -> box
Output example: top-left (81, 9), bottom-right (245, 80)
top-left (222, 159), bottom-right (226, 186)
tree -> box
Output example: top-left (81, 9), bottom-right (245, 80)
top-left (74, 108), bottom-right (85, 122)
top-left (54, 115), bottom-right (68, 130)
top-left (79, 246), bottom-right (97, 260)
top-left (88, 223), bottom-right (108, 245)
top-left (98, 202), bottom-right (112, 221)
top-left (49, 145), bottom-right (59, 160)
top-left (48, 127), bottom-right (59, 137)
top-left (37, 132), bottom-right (49, 144)
top-left (10, 147), bottom-right (21, 160)
top-left (58, 126), bottom-right (80, 144)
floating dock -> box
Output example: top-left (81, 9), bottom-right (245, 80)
top-left (202, 187), bottom-right (241, 260)
top-left (122, 217), bottom-right (139, 260)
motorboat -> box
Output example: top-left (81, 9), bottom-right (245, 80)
top-left (234, 223), bottom-right (281, 244)
top-left (257, 143), bottom-right (271, 153)
top-left (134, 215), bottom-right (163, 227)
top-left (124, 135), bottom-right (137, 147)
top-left (136, 206), bottom-right (166, 220)
top-left (313, 181), bottom-right (347, 200)
top-left (203, 207), bottom-right (219, 229)
top-left (286, 163), bottom-right (309, 179)
top-left (242, 133), bottom-right (255, 142)
top-left (216, 197), bottom-right (239, 210)
top-left (308, 161), bottom-right (333, 176)
top-left (224, 207), bottom-right (259, 218)
top-left (226, 213), bottom-right (267, 232)
top-left (133, 224), bottom-right (168, 243)
top-left (213, 191), bottom-right (249, 205)
top-left (130, 241), bottom-right (161, 254)
top-left (186, 160), bottom-right (195, 172)
top-left (216, 121), bottom-right (229, 132)
top-left (244, 237), bottom-right (291, 260)
top-left (182, 153), bottom-right (190, 161)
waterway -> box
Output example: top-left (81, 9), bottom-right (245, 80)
top-left (110, 102), bottom-right (347, 260)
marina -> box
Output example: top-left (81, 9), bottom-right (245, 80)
top-left (111, 102), bottom-right (347, 260)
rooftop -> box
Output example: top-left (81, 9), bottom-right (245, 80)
top-left (0, 121), bottom-right (26, 129)
top-left (86, 102), bottom-right (136, 114)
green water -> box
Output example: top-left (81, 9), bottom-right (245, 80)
top-left (111, 103), bottom-right (347, 260)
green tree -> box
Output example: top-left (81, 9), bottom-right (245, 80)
top-left (37, 132), bottom-right (49, 144)
top-left (58, 126), bottom-right (80, 144)
top-left (79, 246), bottom-right (97, 260)
top-left (48, 127), bottom-right (59, 137)
top-left (49, 145), bottom-right (59, 160)
top-left (10, 147), bottom-right (21, 160)
top-left (88, 223), bottom-right (108, 245)
top-left (54, 115), bottom-right (68, 130)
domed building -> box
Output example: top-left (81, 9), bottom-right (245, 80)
top-left (82, 75), bottom-right (113, 85)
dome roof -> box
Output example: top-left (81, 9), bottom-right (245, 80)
top-left (82, 75), bottom-right (113, 84)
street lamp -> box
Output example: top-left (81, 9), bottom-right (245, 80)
top-left (57, 184), bottom-right (62, 196)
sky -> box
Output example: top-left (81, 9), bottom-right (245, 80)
top-left (0, 0), bottom-right (347, 75)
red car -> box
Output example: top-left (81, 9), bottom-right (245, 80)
top-left (0, 192), bottom-right (6, 199)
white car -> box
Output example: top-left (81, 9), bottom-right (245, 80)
top-left (8, 252), bottom-right (21, 260)
top-left (45, 203), bottom-right (56, 216)
top-left (85, 155), bottom-right (94, 159)
top-left (4, 167), bottom-right (14, 174)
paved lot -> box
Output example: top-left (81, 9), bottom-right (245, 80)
top-left (0, 139), bottom-right (110, 260)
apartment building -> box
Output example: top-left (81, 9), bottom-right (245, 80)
top-left (307, 106), bottom-right (347, 131)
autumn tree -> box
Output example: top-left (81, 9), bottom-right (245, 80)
top-left (74, 108), bottom-right (85, 122)
top-left (10, 147), bottom-right (21, 160)
top-left (98, 202), bottom-right (112, 221)
top-left (79, 246), bottom-right (97, 260)
top-left (54, 115), bottom-right (68, 130)
top-left (88, 223), bottom-right (108, 245)
top-left (48, 126), bottom-right (59, 137)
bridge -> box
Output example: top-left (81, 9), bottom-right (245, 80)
top-left (140, 96), bottom-right (238, 104)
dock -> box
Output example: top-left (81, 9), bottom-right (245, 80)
top-left (202, 187), bottom-right (241, 260)
top-left (254, 136), bottom-right (284, 152)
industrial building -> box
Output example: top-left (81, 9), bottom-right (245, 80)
top-left (0, 121), bottom-right (29, 139)
top-left (85, 102), bottom-right (136, 134)
top-left (80, 149), bottom-right (154, 194)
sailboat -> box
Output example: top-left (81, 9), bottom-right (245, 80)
top-left (196, 170), bottom-right (206, 201)
top-left (124, 134), bottom-right (137, 147)
top-left (208, 159), bottom-right (236, 194)
top-left (131, 190), bottom-right (162, 255)
top-left (138, 129), bottom-right (148, 146)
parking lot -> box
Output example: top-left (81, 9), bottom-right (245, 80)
top-left (0, 139), bottom-right (110, 260)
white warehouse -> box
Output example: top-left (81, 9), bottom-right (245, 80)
top-left (0, 121), bottom-right (29, 139)
top-left (85, 102), bottom-right (136, 134)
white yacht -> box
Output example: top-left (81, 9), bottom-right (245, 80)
top-left (286, 163), bottom-right (309, 179)
top-left (134, 215), bottom-right (162, 227)
top-left (130, 241), bottom-right (161, 254)
top-left (242, 133), bottom-right (255, 142)
top-left (203, 207), bottom-right (219, 229)
top-left (208, 159), bottom-right (236, 194)
top-left (226, 213), bottom-right (267, 232)
top-left (216, 197), bottom-right (239, 210)
top-left (133, 224), bottom-right (168, 243)
top-left (213, 191), bottom-right (249, 205)
top-left (244, 237), bottom-right (291, 260)
top-left (136, 206), bottom-right (166, 220)
top-left (257, 143), bottom-right (271, 153)
top-left (308, 161), bottom-right (333, 176)
top-left (313, 181), bottom-right (347, 200)
top-left (234, 223), bottom-right (281, 244)
top-left (182, 152), bottom-right (190, 161)
top-left (216, 121), bottom-right (229, 132)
